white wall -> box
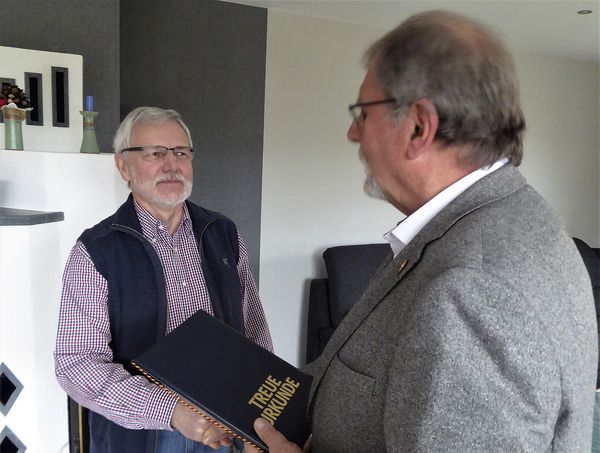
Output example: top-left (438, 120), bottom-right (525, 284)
top-left (259, 11), bottom-right (600, 366)
top-left (260, 12), bottom-right (400, 365)
top-left (516, 52), bottom-right (599, 246)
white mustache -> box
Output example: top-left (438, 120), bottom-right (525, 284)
top-left (358, 147), bottom-right (371, 175)
top-left (155, 173), bottom-right (185, 184)
top-left (359, 147), bottom-right (366, 164)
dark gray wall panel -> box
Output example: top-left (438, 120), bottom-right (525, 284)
top-left (0, 0), bottom-right (120, 153)
top-left (121, 0), bottom-right (267, 281)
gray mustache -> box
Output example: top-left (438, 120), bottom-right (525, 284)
top-left (155, 173), bottom-right (185, 183)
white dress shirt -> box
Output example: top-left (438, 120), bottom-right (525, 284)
top-left (384, 159), bottom-right (508, 257)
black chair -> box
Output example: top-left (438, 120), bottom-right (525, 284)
top-left (306, 243), bottom-right (391, 364)
top-left (573, 237), bottom-right (600, 387)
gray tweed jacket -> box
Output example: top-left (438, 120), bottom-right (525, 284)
top-left (306, 165), bottom-right (597, 452)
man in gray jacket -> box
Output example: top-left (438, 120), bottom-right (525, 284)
top-left (251, 9), bottom-right (597, 453)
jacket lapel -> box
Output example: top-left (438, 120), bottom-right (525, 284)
top-left (307, 164), bottom-right (528, 407)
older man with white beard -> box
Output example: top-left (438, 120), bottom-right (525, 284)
top-left (54, 107), bottom-right (272, 453)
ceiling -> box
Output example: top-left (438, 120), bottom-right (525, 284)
top-left (220, 0), bottom-right (599, 63)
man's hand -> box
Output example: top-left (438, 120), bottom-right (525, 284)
top-left (246, 418), bottom-right (311, 453)
top-left (170, 400), bottom-right (232, 449)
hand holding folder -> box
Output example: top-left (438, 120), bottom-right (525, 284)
top-left (171, 399), bottom-right (232, 449)
top-left (132, 309), bottom-right (312, 451)
top-left (246, 418), bottom-right (311, 453)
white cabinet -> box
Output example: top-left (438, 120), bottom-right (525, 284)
top-left (0, 150), bottom-right (128, 452)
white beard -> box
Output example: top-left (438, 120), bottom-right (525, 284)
top-left (363, 173), bottom-right (387, 200)
top-left (359, 149), bottom-right (387, 201)
top-left (129, 167), bottom-right (193, 210)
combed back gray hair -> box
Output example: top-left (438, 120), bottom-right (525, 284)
top-left (113, 106), bottom-right (193, 153)
top-left (366, 10), bottom-right (525, 167)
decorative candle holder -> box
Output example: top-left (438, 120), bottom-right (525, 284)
top-left (79, 110), bottom-right (100, 154)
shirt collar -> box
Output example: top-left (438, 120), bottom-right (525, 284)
top-left (133, 200), bottom-right (192, 240)
top-left (384, 158), bottom-right (509, 257)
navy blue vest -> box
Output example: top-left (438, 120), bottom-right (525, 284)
top-left (79, 194), bottom-right (245, 452)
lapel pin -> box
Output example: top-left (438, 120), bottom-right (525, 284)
top-left (397, 259), bottom-right (408, 274)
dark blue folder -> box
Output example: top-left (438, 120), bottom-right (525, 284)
top-left (132, 309), bottom-right (312, 451)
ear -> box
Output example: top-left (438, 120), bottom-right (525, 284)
top-left (406, 98), bottom-right (439, 160)
top-left (114, 153), bottom-right (132, 183)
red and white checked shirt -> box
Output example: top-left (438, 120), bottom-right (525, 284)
top-left (54, 201), bottom-right (273, 429)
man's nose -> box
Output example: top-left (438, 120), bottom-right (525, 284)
top-left (347, 120), bottom-right (361, 143)
top-left (161, 149), bottom-right (179, 169)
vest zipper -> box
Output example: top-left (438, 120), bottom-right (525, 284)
top-left (196, 218), bottom-right (216, 259)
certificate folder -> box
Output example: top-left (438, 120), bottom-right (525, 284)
top-left (131, 309), bottom-right (312, 452)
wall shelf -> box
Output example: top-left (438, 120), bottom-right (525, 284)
top-left (0, 207), bottom-right (64, 226)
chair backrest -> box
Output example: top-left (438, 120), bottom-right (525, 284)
top-left (322, 244), bottom-right (391, 326)
top-left (306, 244), bottom-right (391, 363)
top-left (573, 237), bottom-right (600, 388)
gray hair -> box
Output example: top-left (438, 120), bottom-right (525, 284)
top-left (113, 106), bottom-right (193, 153)
top-left (366, 10), bottom-right (525, 167)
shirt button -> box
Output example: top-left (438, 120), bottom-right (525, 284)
top-left (151, 238), bottom-right (157, 243)
top-left (182, 281), bottom-right (187, 287)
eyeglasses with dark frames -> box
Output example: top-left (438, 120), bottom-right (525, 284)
top-left (348, 98), bottom-right (396, 124)
top-left (121, 145), bottom-right (195, 162)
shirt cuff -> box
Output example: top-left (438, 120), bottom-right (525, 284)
top-left (143, 384), bottom-right (179, 430)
